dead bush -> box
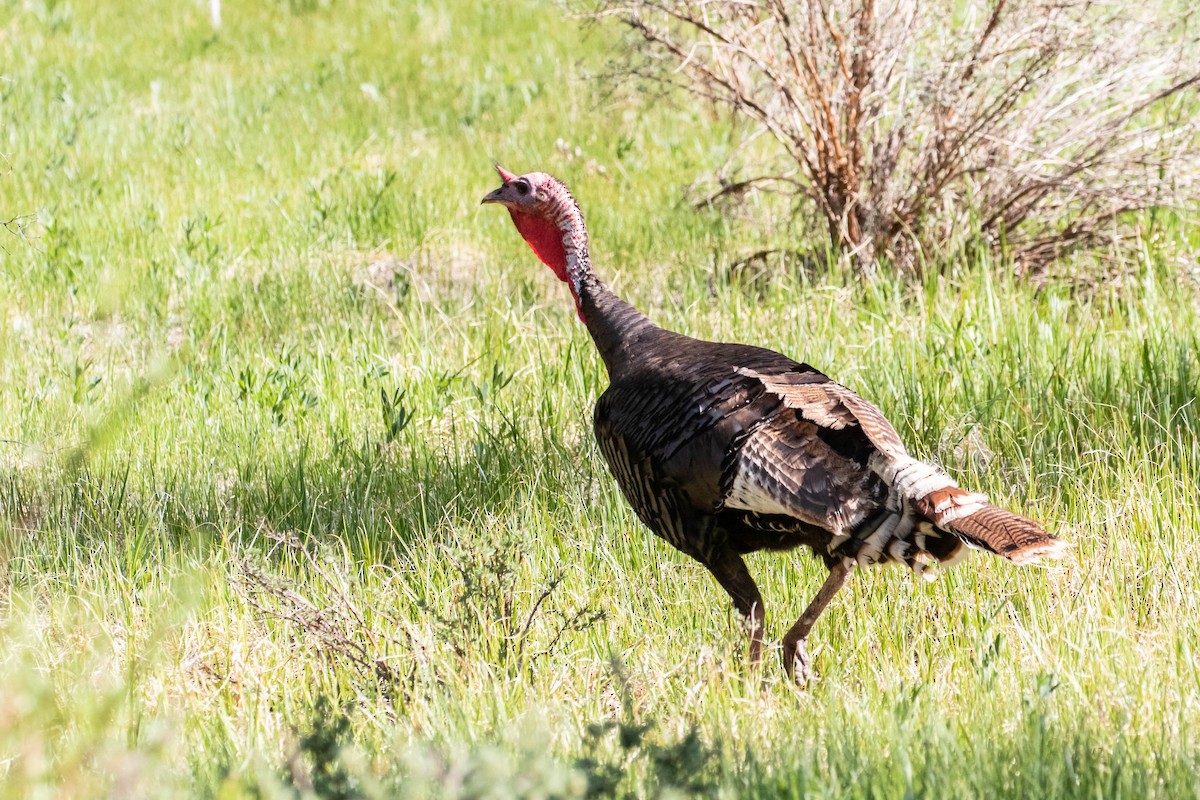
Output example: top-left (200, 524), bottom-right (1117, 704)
top-left (592, 0), bottom-right (1200, 278)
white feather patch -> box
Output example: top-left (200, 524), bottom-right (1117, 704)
top-left (723, 470), bottom-right (797, 518)
top-left (868, 454), bottom-right (991, 516)
top-left (856, 511), bottom-right (900, 565)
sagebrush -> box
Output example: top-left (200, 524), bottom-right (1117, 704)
top-left (595, 0), bottom-right (1200, 276)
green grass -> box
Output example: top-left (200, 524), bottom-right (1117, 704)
top-left (3, 0), bottom-right (1200, 797)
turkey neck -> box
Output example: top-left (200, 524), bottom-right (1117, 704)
top-left (577, 272), bottom-right (655, 375)
top-left (559, 220), bottom-right (655, 377)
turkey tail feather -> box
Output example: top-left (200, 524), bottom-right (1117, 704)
top-left (911, 482), bottom-right (1067, 565)
top-left (942, 505), bottom-right (1068, 565)
top-left (875, 454), bottom-right (1068, 566)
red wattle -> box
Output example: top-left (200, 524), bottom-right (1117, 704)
top-left (509, 209), bottom-right (568, 282)
top-left (508, 208), bottom-right (586, 322)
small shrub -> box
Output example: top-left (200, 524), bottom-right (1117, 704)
top-left (593, 0), bottom-right (1200, 278)
top-left (235, 531), bottom-right (409, 708)
top-left (421, 525), bottom-right (607, 676)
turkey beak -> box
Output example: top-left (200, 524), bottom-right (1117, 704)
top-left (483, 164), bottom-right (519, 204)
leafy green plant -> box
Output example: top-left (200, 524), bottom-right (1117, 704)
top-left (379, 387), bottom-right (411, 442)
top-left (181, 212), bottom-right (222, 266)
top-left (234, 348), bottom-right (320, 424)
top-left (575, 663), bottom-right (721, 798)
top-left (286, 695), bottom-right (363, 800)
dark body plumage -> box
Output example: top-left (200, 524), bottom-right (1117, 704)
top-left (594, 327), bottom-right (880, 568)
top-left (483, 169), bottom-right (1066, 679)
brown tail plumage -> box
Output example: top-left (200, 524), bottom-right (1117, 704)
top-left (913, 484), bottom-right (1068, 565)
top-left (943, 504), bottom-right (1067, 564)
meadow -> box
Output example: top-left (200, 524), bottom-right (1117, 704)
top-left (2, 0), bottom-right (1199, 796)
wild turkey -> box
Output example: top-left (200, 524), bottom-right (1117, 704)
top-left (482, 166), bottom-right (1067, 681)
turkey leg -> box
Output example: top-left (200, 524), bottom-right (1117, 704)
top-left (707, 549), bottom-right (766, 666)
top-left (782, 559), bottom-right (855, 683)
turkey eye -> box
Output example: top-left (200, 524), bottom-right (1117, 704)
top-left (515, 180), bottom-right (530, 196)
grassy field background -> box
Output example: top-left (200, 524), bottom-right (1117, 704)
top-left (2, 0), bottom-right (1200, 796)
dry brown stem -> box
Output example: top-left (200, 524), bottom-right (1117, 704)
top-left (235, 530), bottom-right (412, 710)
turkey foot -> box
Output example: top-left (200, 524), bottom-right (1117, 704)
top-left (783, 638), bottom-right (813, 684)
top-left (781, 560), bottom-right (855, 684)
